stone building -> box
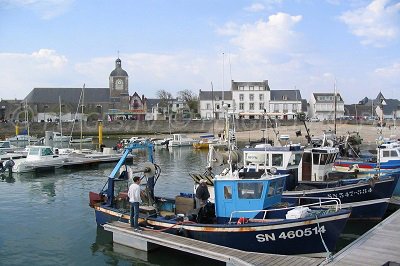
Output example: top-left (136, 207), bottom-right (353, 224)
top-left (0, 58), bottom-right (148, 122)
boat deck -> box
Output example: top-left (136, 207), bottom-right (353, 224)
top-left (104, 221), bottom-right (325, 266)
top-left (329, 208), bottom-right (400, 265)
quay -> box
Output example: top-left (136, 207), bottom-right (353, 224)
top-left (328, 208), bottom-right (400, 265)
top-left (104, 221), bottom-right (324, 266)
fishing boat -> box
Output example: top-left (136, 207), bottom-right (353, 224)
top-left (334, 137), bottom-right (400, 196)
top-left (12, 146), bottom-right (67, 173)
top-left (208, 138), bottom-right (398, 220)
top-left (89, 141), bottom-right (351, 257)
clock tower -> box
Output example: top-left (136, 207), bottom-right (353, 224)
top-left (109, 58), bottom-right (129, 110)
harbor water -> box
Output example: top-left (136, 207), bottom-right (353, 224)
top-left (0, 144), bottom-right (383, 266)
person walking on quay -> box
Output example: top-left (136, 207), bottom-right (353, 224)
top-left (128, 176), bottom-right (142, 231)
top-left (195, 179), bottom-right (210, 208)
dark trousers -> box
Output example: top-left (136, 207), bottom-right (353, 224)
top-left (130, 202), bottom-right (139, 228)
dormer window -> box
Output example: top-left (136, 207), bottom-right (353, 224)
top-left (282, 95), bottom-right (287, 100)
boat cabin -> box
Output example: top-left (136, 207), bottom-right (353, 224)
top-left (377, 141), bottom-right (400, 163)
top-left (26, 146), bottom-right (59, 161)
top-left (213, 174), bottom-right (286, 222)
top-left (300, 147), bottom-right (339, 182)
top-left (241, 144), bottom-right (303, 190)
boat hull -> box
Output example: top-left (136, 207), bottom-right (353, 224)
top-left (93, 205), bottom-right (349, 256)
top-left (145, 211), bottom-right (350, 256)
top-left (283, 176), bottom-right (398, 220)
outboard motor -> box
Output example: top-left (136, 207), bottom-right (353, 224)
top-left (0, 159), bottom-right (14, 176)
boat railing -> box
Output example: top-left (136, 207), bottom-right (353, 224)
top-left (228, 197), bottom-right (341, 224)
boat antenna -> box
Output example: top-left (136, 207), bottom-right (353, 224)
top-left (222, 52), bottom-right (225, 118)
top-left (211, 81), bottom-right (215, 136)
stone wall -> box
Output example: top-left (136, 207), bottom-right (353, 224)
top-left (0, 119), bottom-right (375, 139)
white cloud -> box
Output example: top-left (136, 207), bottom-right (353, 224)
top-left (0, 49), bottom-right (70, 99)
top-left (0, 0), bottom-right (73, 19)
top-left (374, 62), bottom-right (400, 77)
top-left (244, 3), bottom-right (265, 12)
top-left (227, 12), bottom-right (302, 60)
top-left (339, 0), bottom-right (400, 47)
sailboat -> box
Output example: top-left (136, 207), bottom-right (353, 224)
top-left (69, 85), bottom-right (93, 145)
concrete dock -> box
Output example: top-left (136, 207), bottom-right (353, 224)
top-left (104, 221), bottom-right (325, 266)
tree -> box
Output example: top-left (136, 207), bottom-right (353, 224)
top-left (156, 89), bottom-right (173, 115)
top-left (177, 89), bottom-right (198, 115)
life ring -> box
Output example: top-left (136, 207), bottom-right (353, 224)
top-left (237, 217), bottom-right (248, 224)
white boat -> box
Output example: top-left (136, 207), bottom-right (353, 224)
top-left (69, 137), bottom-right (93, 144)
top-left (53, 132), bottom-right (72, 142)
top-left (0, 141), bottom-right (18, 153)
top-left (152, 137), bottom-right (173, 146)
top-left (168, 134), bottom-right (197, 147)
top-left (6, 135), bottom-right (40, 144)
top-left (12, 146), bottom-right (67, 173)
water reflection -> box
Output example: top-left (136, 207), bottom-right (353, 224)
top-left (0, 173), bottom-right (15, 183)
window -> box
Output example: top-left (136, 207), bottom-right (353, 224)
top-left (239, 94), bottom-right (244, 101)
top-left (288, 153), bottom-right (302, 166)
top-left (391, 150), bottom-right (399, 157)
top-left (239, 86), bottom-right (244, 90)
top-left (383, 151), bottom-right (390, 157)
top-left (249, 86), bottom-right (254, 91)
top-left (313, 153), bottom-right (320, 164)
top-left (292, 104), bottom-right (298, 112)
top-left (224, 186), bottom-right (232, 199)
top-left (259, 103), bottom-right (264, 110)
top-left (268, 181), bottom-right (276, 197)
top-left (206, 103), bottom-right (211, 110)
top-left (249, 94), bottom-right (254, 101)
top-left (283, 103), bottom-right (288, 111)
top-left (259, 94), bottom-right (264, 101)
top-left (320, 154), bottom-right (328, 165)
top-left (239, 103), bottom-right (244, 110)
top-left (260, 86), bottom-right (264, 91)
top-left (274, 104), bottom-right (279, 112)
top-left (272, 154), bottom-right (283, 166)
top-left (238, 182), bottom-right (263, 199)
top-left (249, 103), bottom-right (254, 110)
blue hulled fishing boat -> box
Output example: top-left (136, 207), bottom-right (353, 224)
top-left (89, 141), bottom-right (350, 257)
top-left (203, 137), bottom-right (398, 220)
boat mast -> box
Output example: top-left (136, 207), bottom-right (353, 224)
top-left (59, 96), bottom-right (63, 148)
top-left (25, 99), bottom-right (29, 137)
top-left (334, 80), bottom-right (337, 134)
top-left (80, 84), bottom-right (85, 151)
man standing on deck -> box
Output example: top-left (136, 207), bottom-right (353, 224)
top-left (128, 176), bottom-right (142, 231)
top-left (195, 179), bottom-right (210, 208)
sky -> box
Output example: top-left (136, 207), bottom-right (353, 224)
top-left (0, 0), bottom-right (399, 104)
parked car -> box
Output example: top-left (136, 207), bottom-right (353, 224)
top-left (310, 117), bottom-right (320, 122)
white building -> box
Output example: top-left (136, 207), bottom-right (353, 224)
top-left (198, 80), bottom-right (304, 120)
top-left (198, 91), bottom-right (233, 119)
top-left (269, 90), bottom-right (303, 120)
top-left (309, 93), bottom-right (345, 120)
top-left (232, 80), bottom-right (270, 119)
